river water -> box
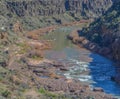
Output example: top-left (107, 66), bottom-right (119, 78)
top-left (42, 26), bottom-right (120, 97)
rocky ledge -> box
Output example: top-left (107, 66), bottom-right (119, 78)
top-left (67, 30), bottom-right (112, 59)
top-left (67, 29), bottom-right (120, 85)
top-left (0, 21), bottom-right (116, 98)
top-left (25, 58), bottom-right (114, 99)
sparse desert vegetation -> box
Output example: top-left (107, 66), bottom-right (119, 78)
top-left (0, 0), bottom-right (120, 99)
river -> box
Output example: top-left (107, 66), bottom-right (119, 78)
top-left (41, 26), bottom-right (120, 98)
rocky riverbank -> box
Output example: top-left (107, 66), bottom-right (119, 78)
top-left (67, 0), bottom-right (120, 84)
top-left (67, 29), bottom-right (120, 85)
top-left (24, 58), bottom-right (114, 99)
top-left (67, 30), bottom-right (113, 60)
top-left (0, 21), bottom-right (116, 98)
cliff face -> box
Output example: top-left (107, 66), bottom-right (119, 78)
top-left (79, 0), bottom-right (120, 61)
top-left (67, 0), bottom-right (112, 18)
top-left (0, 0), bottom-right (113, 30)
top-left (6, 0), bottom-right (65, 17)
top-left (1, 0), bottom-right (113, 17)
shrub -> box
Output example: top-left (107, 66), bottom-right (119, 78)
top-left (38, 88), bottom-right (59, 99)
top-left (1, 90), bottom-right (11, 98)
top-left (28, 50), bottom-right (43, 60)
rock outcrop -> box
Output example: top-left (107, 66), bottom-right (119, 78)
top-left (67, 0), bottom-right (120, 84)
top-left (6, 0), bottom-right (65, 17)
top-left (0, 0), bottom-right (113, 20)
top-left (67, 0), bottom-right (112, 18)
top-left (0, 0), bottom-right (114, 30)
top-left (3, 0), bottom-right (112, 18)
top-left (76, 0), bottom-right (120, 62)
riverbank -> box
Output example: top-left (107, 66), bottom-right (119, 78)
top-left (67, 30), bottom-right (111, 58)
top-left (22, 26), bottom-right (114, 99)
top-left (0, 21), bottom-right (116, 98)
top-left (67, 29), bottom-right (120, 86)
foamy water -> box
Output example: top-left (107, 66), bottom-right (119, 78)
top-left (44, 27), bottom-right (120, 97)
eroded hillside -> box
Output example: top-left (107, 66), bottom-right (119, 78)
top-left (78, 0), bottom-right (120, 61)
top-left (0, 0), bottom-right (118, 98)
top-left (0, 0), bottom-right (113, 30)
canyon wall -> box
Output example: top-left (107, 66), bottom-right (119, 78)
top-left (1, 0), bottom-right (113, 17)
top-left (0, 0), bottom-right (113, 30)
top-left (67, 0), bottom-right (112, 18)
top-left (77, 0), bottom-right (120, 61)
top-left (6, 0), bottom-right (65, 17)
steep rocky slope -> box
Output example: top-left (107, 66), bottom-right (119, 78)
top-left (66, 0), bottom-right (112, 18)
top-left (0, 22), bottom-right (114, 99)
top-left (6, 0), bottom-right (65, 17)
top-left (4, 0), bottom-right (112, 17)
top-left (67, 0), bottom-right (120, 84)
top-left (79, 0), bottom-right (120, 61)
top-left (0, 0), bottom-right (118, 98)
top-left (0, 0), bottom-right (113, 30)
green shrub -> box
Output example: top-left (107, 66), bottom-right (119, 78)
top-left (1, 90), bottom-right (11, 98)
top-left (38, 88), bottom-right (59, 99)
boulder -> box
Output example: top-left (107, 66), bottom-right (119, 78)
top-left (93, 87), bottom-right (104, 92)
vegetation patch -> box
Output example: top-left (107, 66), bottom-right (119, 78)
top-left (38, 88), bottom-right (66, 99)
